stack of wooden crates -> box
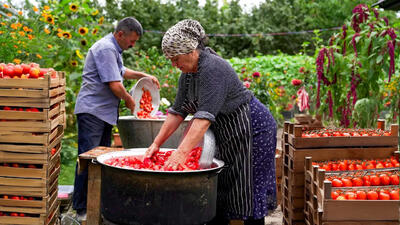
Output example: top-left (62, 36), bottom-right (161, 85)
top-left (281, 121), bottom-right (399, 225)
top-left (0, 72), bottom-right (66, 225)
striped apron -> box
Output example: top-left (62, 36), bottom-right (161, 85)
top-left (180, 74), bottom-right (277, 219)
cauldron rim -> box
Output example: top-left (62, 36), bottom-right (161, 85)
top-left (96, 148), bottom-right (224, 174)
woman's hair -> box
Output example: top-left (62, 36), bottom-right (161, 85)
top-left (115, 17), bottom-right (143, 36)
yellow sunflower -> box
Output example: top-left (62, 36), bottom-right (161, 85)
top-left (44, 28), bottom-right (51, 34)
top-left (69, 3), bottom-right (78, 12)
top-left (92, 28), bottom-right (98, 35)
top-left (99, 16), bottom-right (104, 25)
top-left (62, 32), bottom-right (72, 39)
top-left (70, 60), bottom-right (78, 67)
top-left (91, 9), bottom-right (99, 16)
top-left (78, 27), bottom-right (88, 35)
top-left (45, 14), bottom-right (54, 24)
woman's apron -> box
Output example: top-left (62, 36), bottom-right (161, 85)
top-left (180, 73), bottom-right (255, 218)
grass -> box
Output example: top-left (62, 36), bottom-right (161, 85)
top-left (59, 163), bottom-right (76, 185)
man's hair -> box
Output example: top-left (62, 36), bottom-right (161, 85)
top-left (115, 17), bottom-right (143, 36)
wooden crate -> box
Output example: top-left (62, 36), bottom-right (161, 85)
top-left (0, 157), bottom-right (60, 197)
top-left (0, 124), bottom-right (63, 146)
top-left (0, 184), bottom-right (58, 213)
top-left (0, 72), bottom-right (66, 109)
top-left (305, 156), bottom-right (400, 224)
top-left (0, 125), bottom-right (63, 155)
top-left (0, 193), bottom-right (60, 225)
top-left (0, 146), bottom-right (60, 179)
top-left (283, 121), bottom-right (399, 225)
top-left (0, 104), bottom-right (64, 132)
top-left (288, 124), bottom-right (398, 149)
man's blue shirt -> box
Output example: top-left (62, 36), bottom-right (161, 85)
top-left (74, 33), bottom-right (127, 125)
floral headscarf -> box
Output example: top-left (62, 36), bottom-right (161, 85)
top-left (162, 19), bottom-right (206, 58)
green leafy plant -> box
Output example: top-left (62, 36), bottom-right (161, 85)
top-left (315, 4), bottom-right (399, 128)
top-left (229, 54), bottom-right (315, 126)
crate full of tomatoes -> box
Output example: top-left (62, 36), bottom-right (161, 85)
top-left (304, 154), bottom-right (399, 224)
top-left (0, 62), bottom-right (65, 109)
top-left (288, 123), bottom-right (398, 148)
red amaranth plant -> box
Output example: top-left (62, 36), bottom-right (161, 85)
top-left (314, 4), bottom-right (399, 128)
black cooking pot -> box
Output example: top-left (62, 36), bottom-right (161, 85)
top-left (96, 149), bottom-right (225, 225)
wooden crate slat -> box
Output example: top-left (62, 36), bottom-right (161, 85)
top-left (0, 125), bottom-right (61, 145)
top-left (0, 178), bottom-right (57, 197)
top-left (0, 77), bottom-right (49, 89)
top-left (0, 94), bottom-right (65, 108)
top-left (0, 128), bottom-right (63, 154)
top-left (322, 200), bottom-right (399, 221)
top-left (0, 163), bottom-right (60, 187)
top-left (0, 194), bottom-right (59, 225)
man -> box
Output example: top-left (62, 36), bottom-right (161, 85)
top-left (73, 17), bottom-right (159, 221)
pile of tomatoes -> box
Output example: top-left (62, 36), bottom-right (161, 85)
top-left (331, 188), bottom-right (399, 200)
top-left (0, 62), bottom-right (57, 79)
top-left (301, 128), bottom-right (391, 138)
top-left (313, 156), bottom-right (399, 171)
top-left (326, 171), bottom-right (399, 187)
top-left (104, 147), bottom-right (203, 171)
top-left (136, 88), bottom-right (155, 119)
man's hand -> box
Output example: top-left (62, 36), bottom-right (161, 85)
top-left (125, 95), bottom-right (135, 114)
top-left (149, 75), bottom-right (160, 89)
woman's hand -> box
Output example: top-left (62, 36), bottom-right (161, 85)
top-left (145, 143), bottom-right (160, 158)
top-left (164, 150), bottom-right (187, 170)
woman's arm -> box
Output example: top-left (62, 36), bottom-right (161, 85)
top-left (145, 113), bottom-right (184, 157)
top-left (164, 118), bottom-right (211, 169)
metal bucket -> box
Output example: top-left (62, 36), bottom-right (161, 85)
top-left (117, 116), bottom-right (192, 148)
top-left (97, 149), bottom-right (225, 225)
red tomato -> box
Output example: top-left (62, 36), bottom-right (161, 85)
top-left (370, 175), bottom-right (380, 186)
top-left (345, 191), bottom-right (357, 200)
top-left (379, 174), bottom-right (391, 186)
top-left (367, 190), bottom-right (379, 200)
top-left (21, 63), bottom-right (31, 74)
top-left (342, 178), bottom-right (353, 187)
top-left (390, 174), bottom-right (399, 185)
top-left (14, 65), bottom-right (23, 77)
top-left (331, 191), bottom-right (339, 200)
top-left (29, 67), bottom-right (40, 79)
top-left (389, 190), bottom-right (399, 200)
top-left (379, 191), bottom-right (391, 200)
top-left (356, 190), bottom-right (367, 200)
top-left (352, 177), bottom-right (363, 186)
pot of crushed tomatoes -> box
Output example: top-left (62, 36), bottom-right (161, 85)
top-left (97, 148), bottom-right (225, 225)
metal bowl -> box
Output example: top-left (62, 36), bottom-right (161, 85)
top-left (117, 115), bottom-right (192, 149)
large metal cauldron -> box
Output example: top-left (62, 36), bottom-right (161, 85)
top-left (117, 116), bottom-right (192, 148)
top-left (97, 149), bottom-right (225, 225)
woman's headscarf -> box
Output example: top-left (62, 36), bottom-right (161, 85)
top-left (162, 19), bottom-right (206, 58)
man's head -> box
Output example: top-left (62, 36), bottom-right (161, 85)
top-left (114, 17), bottom-right (143, 50)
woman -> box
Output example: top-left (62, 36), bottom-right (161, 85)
top-left (145, 19), bottom-right (277, 225)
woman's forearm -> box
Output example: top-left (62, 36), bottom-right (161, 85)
top-left (178, 118), bottom-right (211, 154)
top-left (153, 113), bottom-right (184, 147)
